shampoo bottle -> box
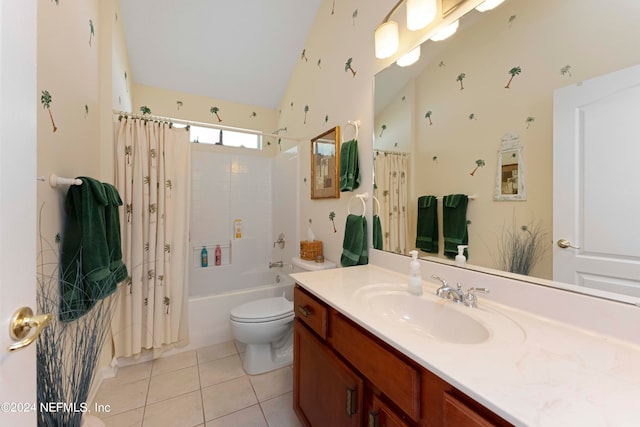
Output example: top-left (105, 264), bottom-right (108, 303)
top-left (215, 245), bottom-right (222, 266)
top-left (408, 250), bottom-right (423, 296)
top-left (455, 245), bottom-right (468, 267)
top-left (201, 246), bottom-right (208, 267)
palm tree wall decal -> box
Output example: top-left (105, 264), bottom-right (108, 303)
top-left (505, 66), bottom-right (522, 88)
top-left (301, 49), bottom-right (308, 62)
top-left (379, 124), bottom-right (387, 137)
top-left (345, 58), bottom-right (356, 77)
top-left (210, 106), bottom-right (222, 122)
top-left (425, 111), bottom-right (433, 125)
top-left (352, 9), bottom-right (358, 26)
top-left (176, 100), bottom-right (183, 110)
top-left (525, 116), bottom-right (535, 128)
top-left (329, 211), bottom-right (337, 233)
top-left (560, 65), bottom-right (572, 76)
top-left (41, 90), bottom-right (58, 133)
top-left (457, 73), bottom-right (466, 90)
top-left (303, 105), bottom-right (309, 124)
top-left (470, 159), bottom-right (486, 176)
top-left (140, 105), bottom-right (151, 115)
top-left (249, 112), bottom-right (257, 118)
top-left (88, 20), bottom-right (95, 46)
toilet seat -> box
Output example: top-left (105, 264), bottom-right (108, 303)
top-left (230, 296), bottom-right (293, 323)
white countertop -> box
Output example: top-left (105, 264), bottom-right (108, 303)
top-left (291, 264), bottom-right (640, 427)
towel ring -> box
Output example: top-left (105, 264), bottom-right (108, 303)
top-left (347, 195), bottom-right (367, 216)
top-left (373, 196), bottom-right (381, 216)
top-left (343, 120), bottom-right (360, 142)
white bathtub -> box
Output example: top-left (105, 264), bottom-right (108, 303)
top-left (187, 274), bottom-right (295, 350)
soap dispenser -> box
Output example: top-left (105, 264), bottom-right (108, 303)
top-left (408, 250), bottom-right (423, 296)
top-left (455, 245), bottom-right (468, 267)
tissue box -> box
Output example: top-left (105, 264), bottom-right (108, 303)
top-left (300, 240), bottom-right (323, 261)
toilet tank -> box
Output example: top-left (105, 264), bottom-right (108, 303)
top-left (291, 256), bottom-right (336, 273)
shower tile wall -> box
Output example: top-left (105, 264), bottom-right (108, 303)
top-left (190, 147), bottom-right (273, 297)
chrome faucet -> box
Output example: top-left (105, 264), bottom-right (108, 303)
top-left (431, 274), bottom-right (460, 301)
top-left (462, 287), bottom-right (490, 308)
top-left (431, 274), bottom-right (474, 304)
top-left (269, 260), bottom-right (284, 268)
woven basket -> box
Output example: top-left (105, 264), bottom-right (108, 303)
top-left (300, 240), bottom-right (323, 261)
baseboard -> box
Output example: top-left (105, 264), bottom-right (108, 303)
top-left (86, 362), bottom-right (117, 407)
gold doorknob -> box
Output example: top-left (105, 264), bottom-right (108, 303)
top-left (557, 239), bottom-right (580, 249)
top-left (8, 307), bottom-right (51, 352)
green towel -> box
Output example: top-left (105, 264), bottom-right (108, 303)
top-left (415, 195), bottom-right (438, 253)
top-left (340, 139), bottom-right (360, 192)
top-left (341, 214), bottom-right (368, 266)
top-left (373, 214), bottom-right (383, 250)
top-left (103, 183), bottom-right (128, 285)
top-left (442, 194), bottom-right (469, 259)
top-left (60, 177), bottom-right (127, 322)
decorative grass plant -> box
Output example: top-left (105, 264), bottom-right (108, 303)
top-left (497, 217), bottom-right (550, 276)
top-left (36, 215), bottom-right (119, 427)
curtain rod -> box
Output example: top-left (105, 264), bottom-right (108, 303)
top-left (112, 110), bottom-right (302, 142)
top-left (374, 149), bottom-right (410, 156)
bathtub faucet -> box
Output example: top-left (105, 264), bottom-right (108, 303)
top-left (269, 261), bottom-right (284, 268)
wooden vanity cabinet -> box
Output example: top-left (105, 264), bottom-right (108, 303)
top-left (293, 285), bottom-right (512, 427)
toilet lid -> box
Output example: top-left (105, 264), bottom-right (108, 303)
top-left (230, 296), bottom-right (293, 322)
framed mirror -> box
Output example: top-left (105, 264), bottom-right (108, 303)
top-left (495, 133), bottom-right (525, 201)
top-left (311, 126), bottom-right (340, 199)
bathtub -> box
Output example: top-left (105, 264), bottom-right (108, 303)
top-left (187, 271), bottom-right (295, 350)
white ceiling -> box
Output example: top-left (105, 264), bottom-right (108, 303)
top-left (118, 0), bottom-right (322, 109)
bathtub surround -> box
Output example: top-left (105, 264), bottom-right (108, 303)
top-left (112, 117), bottom-right (192, 358)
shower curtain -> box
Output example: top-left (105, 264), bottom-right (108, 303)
top-left (112, 117), bottom-right (191, 358)
top-left (374, 151), bottom-right (409, 254)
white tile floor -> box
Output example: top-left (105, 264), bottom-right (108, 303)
top-left (94, 341), bottom-right (301, 427)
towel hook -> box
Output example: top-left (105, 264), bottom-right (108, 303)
top-left (347, 192), bottom-right (368, 217)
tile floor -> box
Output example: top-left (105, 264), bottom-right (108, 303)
top-left (94, 341), bottom-right (302, 427)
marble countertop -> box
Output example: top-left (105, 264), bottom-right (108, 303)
top-left (291, 264), bottom-right (640, 427)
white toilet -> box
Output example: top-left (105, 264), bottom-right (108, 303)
top-left (229, 256), bottom-right (336, 375)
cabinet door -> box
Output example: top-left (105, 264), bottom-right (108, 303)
top-left (294, 318), bottom-right (363, 427)
top-left (368, 394), bottom-right (411, 427)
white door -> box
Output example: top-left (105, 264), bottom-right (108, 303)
top-left (553, 64), bottom-right (640, 299)
top-left (0, 1), bottom-right (39, 425)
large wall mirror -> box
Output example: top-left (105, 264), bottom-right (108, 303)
top-left (373, 0), bottom-right (640, 303)
top-left (311, 126), bottom-right (340, 199)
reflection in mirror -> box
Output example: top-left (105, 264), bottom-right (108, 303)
top-left (373, 0), bottom-right (640, 303)
top-left (495, 133), bottom-right (525, 201)
top-left (311, 127), bottom-right (340, 199)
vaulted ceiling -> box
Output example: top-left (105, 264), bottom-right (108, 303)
top-left (119, 0), bottom-right (322, 109)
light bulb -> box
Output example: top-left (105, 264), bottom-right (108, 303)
top-left (375, 21), bottom-right (399, 59)
top-left (431, 20), bottom-right (459, 42)
top-left (476, 0), bottom-right (506, 12)
top-left (406, 0), bottom-right (437, 31)
top-left (397, 46), bottom-right (421, 67)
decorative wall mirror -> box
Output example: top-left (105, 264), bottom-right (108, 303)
top-left (495, 132), bottom-right (526, 201)
top-left (311, 126), bottom-right (340, 199)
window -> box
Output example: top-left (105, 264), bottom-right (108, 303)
top-left (187, 124), bottom-right (262, 149)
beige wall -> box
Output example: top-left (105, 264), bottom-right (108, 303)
top-left (131, 84), bottom-right (279, 152)
top-left (37, 0), bottom-right (131, 374)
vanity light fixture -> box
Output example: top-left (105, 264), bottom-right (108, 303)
top-left (406, 0), bottom-right (437, 31)
top-left (430, 19), bottom-right (459, 41)
top-left (476, 0), bottom-right (506, 12)
top-left (396, 46), bottom-right (421, 67)
top-left (375, 0), bottom-right (436, 59)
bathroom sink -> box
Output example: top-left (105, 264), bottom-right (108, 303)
top-left (355, 285), bottom-right (491, 344)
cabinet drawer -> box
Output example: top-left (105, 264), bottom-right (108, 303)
top-left (294, 285), bottom-right (328, 340)
top-left (329, 311), bottom-right (420, 421)
top-left (443, 392), bottom-right (496, 427)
